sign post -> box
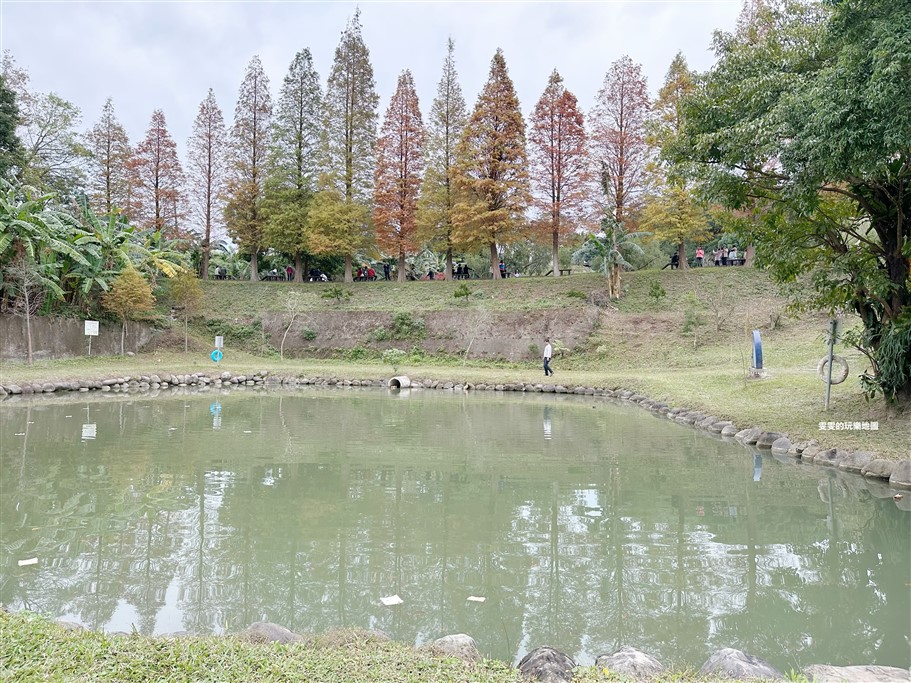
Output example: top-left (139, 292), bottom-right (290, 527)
top-left (824, 319), bottom-right (837, 411)
top-left (211, 336), bottom-right (224, 364)
top-left (84, 320), bottom-right (99, 356)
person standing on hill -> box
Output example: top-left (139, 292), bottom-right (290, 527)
top-left (543, 338), bottom-right (554, 376)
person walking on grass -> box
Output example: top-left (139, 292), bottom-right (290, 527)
top-left (543, 338), bottom-right (554, 376)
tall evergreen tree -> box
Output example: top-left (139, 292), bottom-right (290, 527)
top-left (529, 69), bottom-right (590, 277)
top-left (590, 55), bottom-right (650, 226)
top-left (131, 109), bottom-right (185, 239)
top-left (0, 74), bottom-right (24, 179)
top-left (86, 98), bottom-right (132, 218)
top-left (452, 49), bottom-right (531, 280)
top-left (226, 56), bottom-right (272, 281)
top-left (374, 70), bottom-right (424, 282)
top-left (186, 89), bottom-right (228, 279)
top-left (417, 38), bottom-right (467, 280)
top-left (313, 9), bottom-right (379, 282)
top-left (263, 49), bottom-right (322, 282)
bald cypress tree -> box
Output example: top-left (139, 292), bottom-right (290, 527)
top-left (263, 49), bottom-right (322, 282)
top-left (226, 56), bottom-right (272, 281)
top-left (312, 10), bottom-right (379, 283)
top-left (417, 38), bottom-right (467, 280)
top-left (452, 49), bottom-right (531, 280)
top-left (374, 70), bottom-right (424, 282)
top-left (87, 98), bottom-right (132, 218)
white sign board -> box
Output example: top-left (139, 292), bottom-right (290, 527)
top-left (84, 320), bottom-right (99, 336)
top-left (215, 335), bottom-right (224, 349)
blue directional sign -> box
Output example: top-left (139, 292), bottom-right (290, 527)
top-left (211, 349), bottom-right (224, 363)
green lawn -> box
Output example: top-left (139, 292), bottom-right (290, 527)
top-left (0, 611), bottom-right (771, 683)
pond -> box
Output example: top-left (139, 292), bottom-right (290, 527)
top-left (1, 387), bottom-right (909, 671)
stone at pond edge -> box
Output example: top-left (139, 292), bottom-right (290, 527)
top-left (837, 451), bottom-right (875, 474)
top-left (802, 665), bottom-right (911, 682)
top-left (735, 427), bottom-right (763, 444)
top-left (237, 621), bottom-right (303, 644)
top-left (815, 448), bottom-right (849, 467)
top-left (698, 648), bottom-right (783, 680)
top-left (595, 646), bottom-right (665, 679)
top-left (770, 437), bottom-right (793, 455)
top-left (518, 646), bottom-right (576, 683)
top-left (888, 460), bottom-right (911, 489)
top-left (862, 459), bottom-right (895, 480)
top-left (423, 634), bottom-right (481, 664)
top-left (56, 620), bottom-right (86, 632)
top-left (756, 431), bottom-right (785, 448)
top-left (720, 424), bottom-right (739, 437)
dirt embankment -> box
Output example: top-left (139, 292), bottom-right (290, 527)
top-left (259, 308), bottom-right (601, 360)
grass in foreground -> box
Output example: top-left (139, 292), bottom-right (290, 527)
top-left (0, 611), bottom-right (756, 683)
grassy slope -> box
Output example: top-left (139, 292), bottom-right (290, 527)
top-left (0, 611), bottom-right (758, 683)
top-left (3, 268), bottom-right (908, 459)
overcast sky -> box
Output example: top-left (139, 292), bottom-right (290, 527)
top-left (0, 1), bottom-right (742, 160)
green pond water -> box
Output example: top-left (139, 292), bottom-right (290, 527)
top-left (1, 387), bottom-right (909, 670)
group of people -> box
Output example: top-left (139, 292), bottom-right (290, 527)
top-left (668, 246), bottom-right (742, 269)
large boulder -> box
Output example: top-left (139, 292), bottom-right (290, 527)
top-left (770, 437), bottom-right (793, 455)
top-left (595, 647), bottom-right (665, 680)
top-left (698, 648), bottom-right (783, 680)
top-left (517, 646), bottom-right (576, 683)
top-left (721, 424), bottom-right (740, 437)
top-left (837, 451), bottom-right (875, 474)
top-left (888, 460), bottom-right (911, 489)
top-left (802, 665), bottom-right (911, 682)
top-left (862, 460), bottom-right (895, 480)
top-left (425, 634), bottom-right (481, 664)
top-left (237, 621), bottom-right (303, 644)
top-left (814, 449), bottom-right (848, 467)
top-left (735, 427), bottom-right (763, 444)
top-left (756, 431), bottom-right (786, 448)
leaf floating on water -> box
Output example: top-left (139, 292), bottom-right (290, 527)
top-left (168, 427), bottom-right (178, 431)
top-left (243, 430), bottom-right (252, 434)
top-left (380, 594), bottom-right (403, 606)
top-left (18, 558), bottom-right (38, 567)
top-left (65, 415), bottom-right (72, 418)
top-left (467, 596), bottom-right (486, 603)
top-left (15, 433), bottom-right (25, 436)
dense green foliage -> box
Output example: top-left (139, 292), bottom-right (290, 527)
top-left (673, 0), bottom-right (911, 400)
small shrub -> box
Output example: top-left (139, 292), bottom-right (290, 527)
top-left (382, 348), bottom-right (407, 373)
top-left (566, 289), bottom-right (587, 300)
top-left (681, 291), bottom-right (706, 344)
top-left (454, 283), bottom-right (472, 303)
top-left (648, 279), bottom-right (667, 307)
top-left (371, 327), bottom-right (391, 342)
top-left (528, 343), bottom-right (540, 358)
top-left (300, 328), bottom-right (317, 341)
top-left (346, 345), bottom-right (370, 361)
top-left (390, 311), bottom-right (425, 340)
top-left (322, 286), bottom-right (351, 305)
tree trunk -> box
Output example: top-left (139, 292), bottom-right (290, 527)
top-left (744, 244), bottom-right (756, 267)
top-left (184, 313), bottom-right (189, 353)
top-left (23, 282), bottom-right (33, 365)
top-left (249, 252), bottom-right (259, 281)
top-left (294, 253), bottom-right (303, 283)
top-left (445, 247), bottom-right (453, 281)
top-left (490, 242), bottom-right (500, 279)
top-left (398, 251), bottom-right (406, 283)
top-left (120, 321), bottom-right (126, 355)
top-left (552, 230), bottom-right (560, 277)
top-left (200, 241), bottom-right (210, 280)
top-left (678, 242), bottom-right (688, 269)
top-left (344, 254), bottom-right (353, 283)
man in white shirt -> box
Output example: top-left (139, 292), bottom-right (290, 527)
top-left (543, 338), bottom-right (554, 376)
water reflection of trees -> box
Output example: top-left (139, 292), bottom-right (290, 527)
top-left (1, 390), bottom-right (908, 670)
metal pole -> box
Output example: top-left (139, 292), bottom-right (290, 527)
top-left (87, 336), bottom-right (92, 356)
top-left (824, 318), bottom-right (836, 411)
